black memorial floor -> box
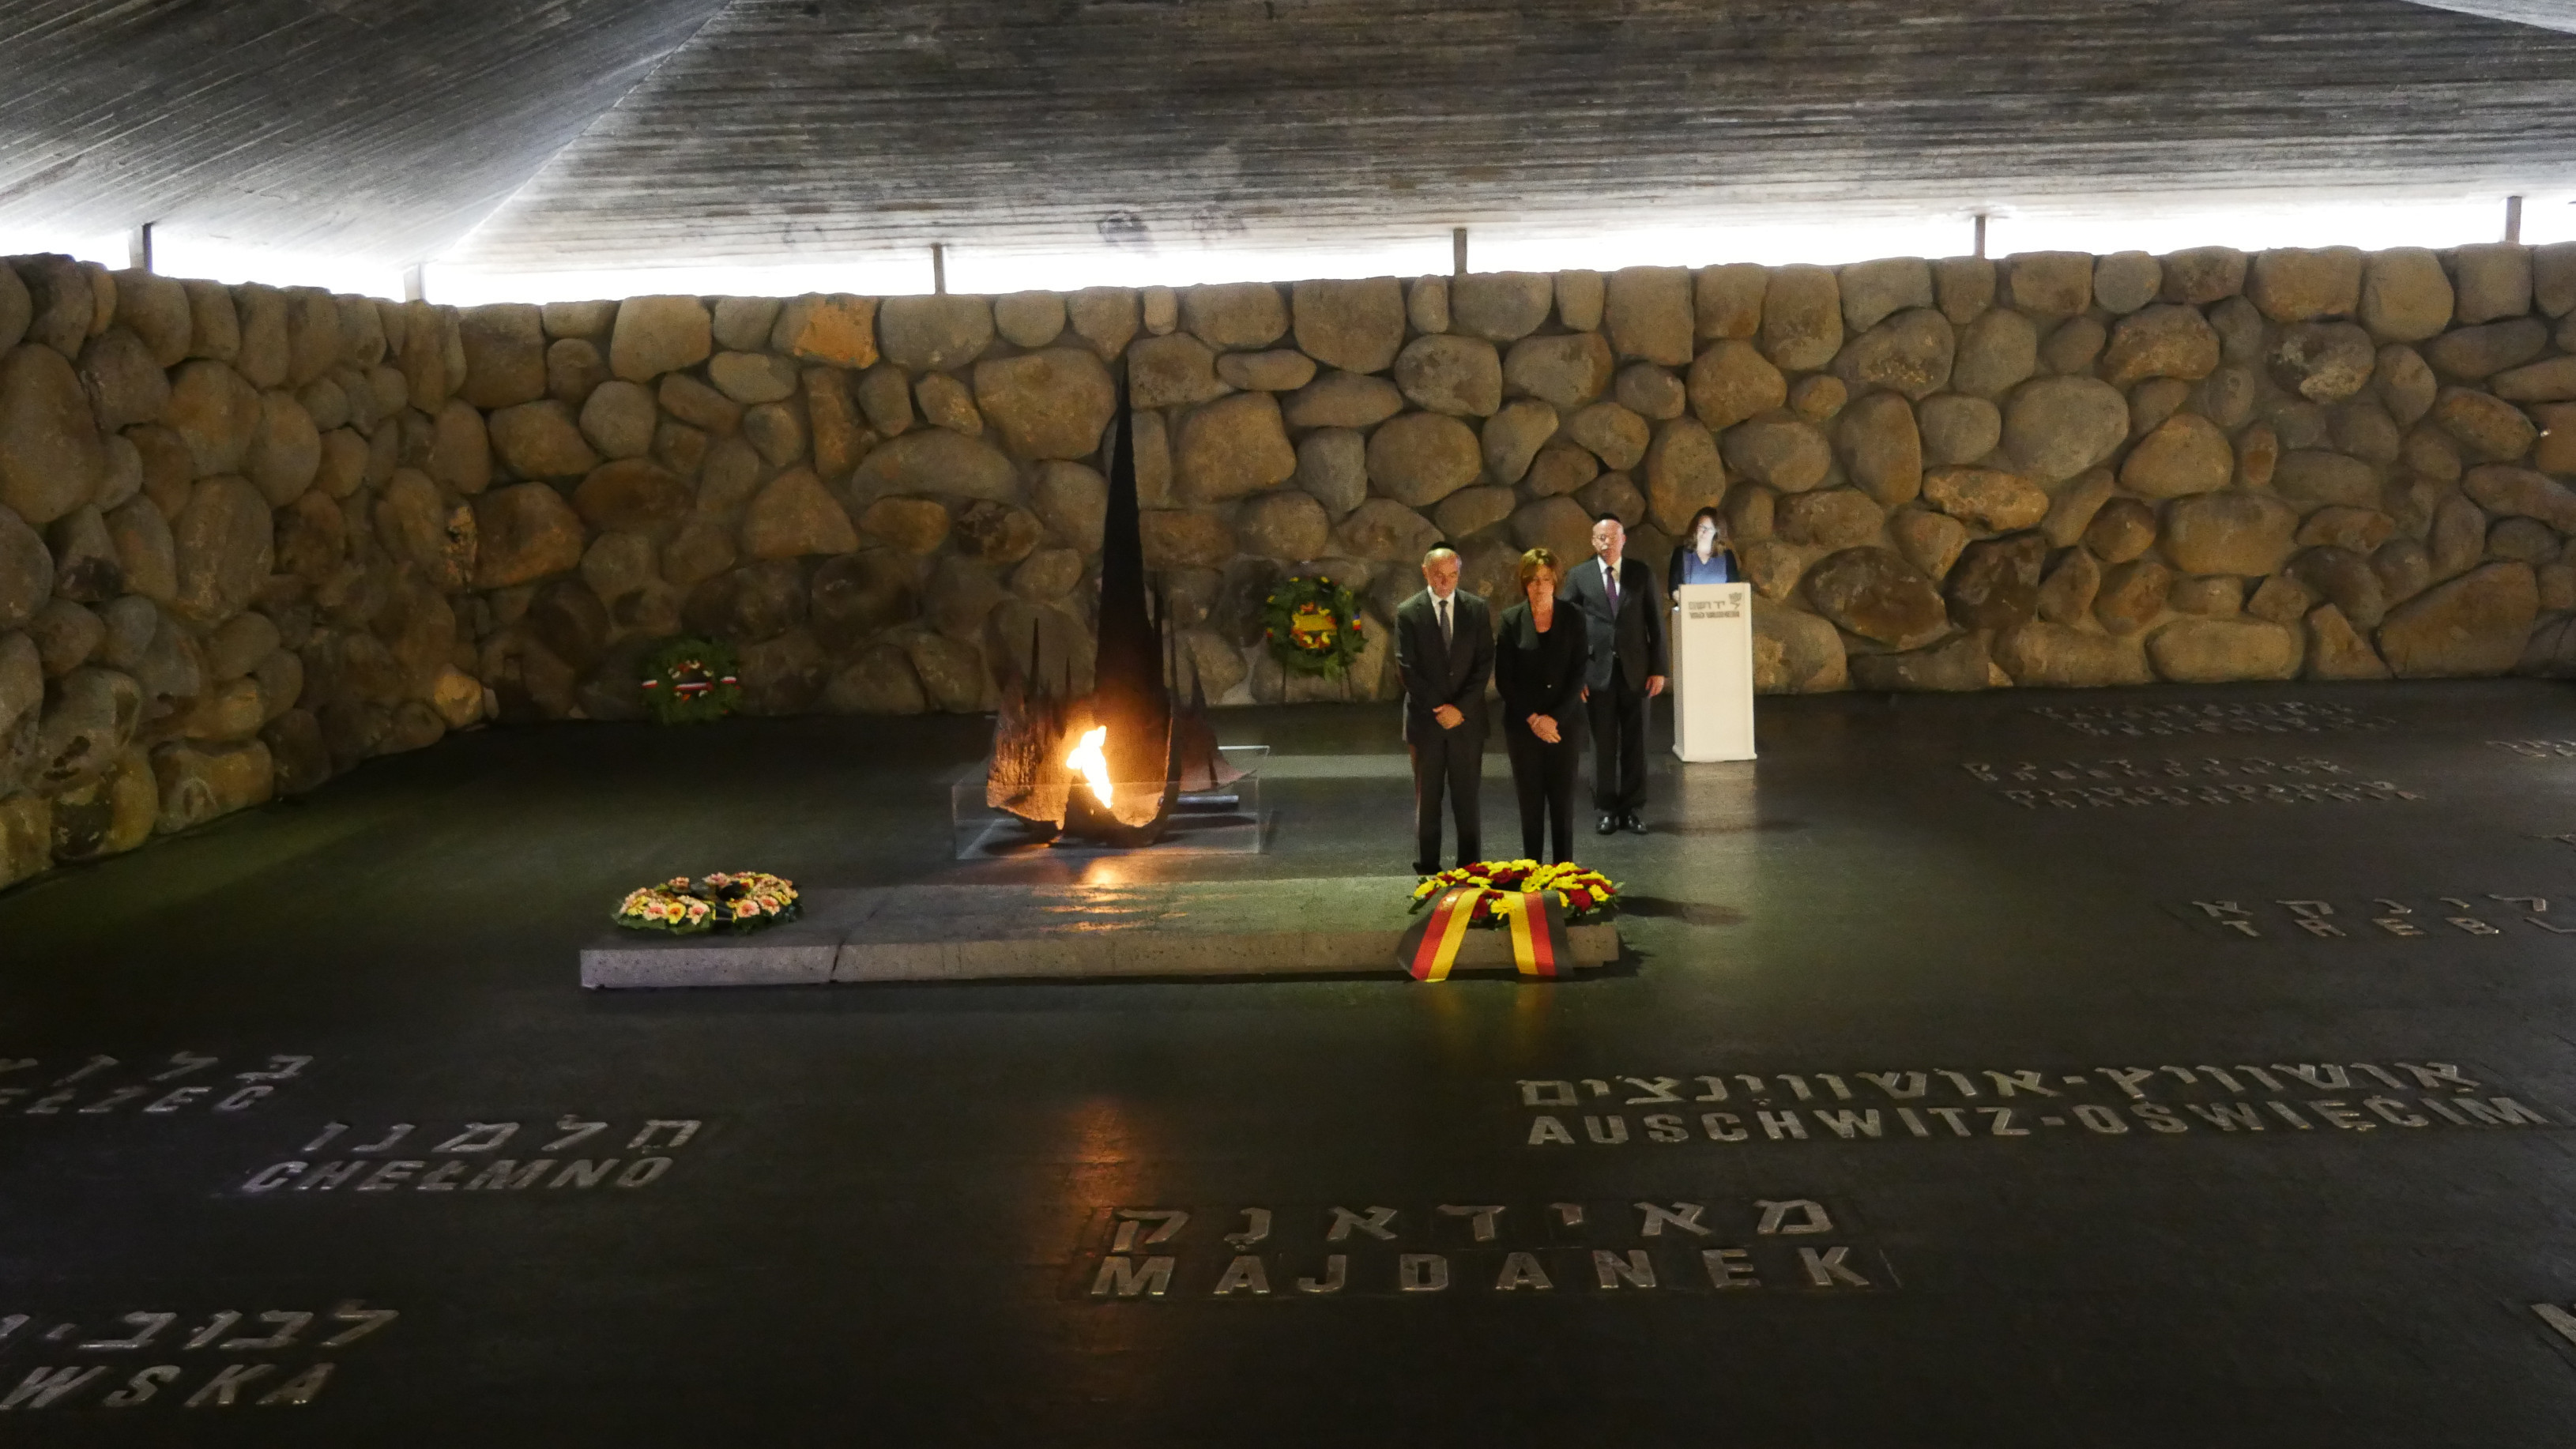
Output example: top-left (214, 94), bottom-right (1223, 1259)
top-left (6, 680), bottom-right (2576, 1445)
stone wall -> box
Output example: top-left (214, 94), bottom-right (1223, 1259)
top-left (7, 243), bottom-right (2576, 886)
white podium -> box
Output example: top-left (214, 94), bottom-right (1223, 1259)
top-left (1670, 583), bottom-right (1755, 762)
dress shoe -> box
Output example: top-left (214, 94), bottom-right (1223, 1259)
top-left (1595, 813), bottom-right (1619, 836)
top-left (1622, 812), bottom-right (1648, 835)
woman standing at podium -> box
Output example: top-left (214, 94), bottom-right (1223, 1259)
top-left (1496, 548), bottom-right (1591, 864)
top-left (1667, 506), bottom-right (1741, 594)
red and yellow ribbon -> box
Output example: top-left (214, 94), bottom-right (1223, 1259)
top-left (1397, 887), bottom-right (1572, 980)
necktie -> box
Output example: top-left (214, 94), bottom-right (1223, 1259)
top-left (1605, 561), bottom-right (1618, 612)
top-left (1438, 597), bottom-right (1452, 643)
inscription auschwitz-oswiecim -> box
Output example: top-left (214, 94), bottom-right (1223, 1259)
top-left (2168, 895), bottom-right (2576, 939)
top-left (2032, 702), bottom-right (2392, 737)
top-left (1512, 1063), bottom-right (2546, 1147)
top-left (0, 1302), bottom-right (394, 1413)
top-left (1964, 757), bottom-right (2419, 808)
top-left (235, 1116), bottom-right (702, 1195)
top-left (1073, 1198), bottom-right (1892, 1300)
top-left (0, 1053), bottom-right (310, 1118)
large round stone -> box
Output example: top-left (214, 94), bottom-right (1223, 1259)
top-left (243, 390), bottom-right (319, 506)
top-left (709, 351), bottom-right (800, 406)
top-left (2119, 414), bottom-right (2232, 499)
top-left (1181, 284), bottom-right (1286, 351)
top-left (1506, 495), bottom-right (1591, 563)
top-left (2161, 491), bottom-right (2299, 575)
top-left (1290, 277), bottom-right (1404, 374)
top-left (1365, 413), bottom-right (1482, 507)
top-left (854, 430), bottom-right (1019, 502)
top-left (1751, 599), bottom-right (1847, 693)
top-left (2141, 616), bottom-right (2299, 682)
top-left (974, 347), bottom-right (1116, 461)
top-left (741, 469), bottom-right (858, 559)
top-left (1686, 341), bottom-right (1787, 430)
top-left (77, 329), bottom-right (168, 432)
top-left (2427, 319), bottom-right (2548, 382)
top-left (1019, 461), bottom-right (1100, 552)
top-left (607, 295), bottom-right (713, 382)
top-left (1922, 467), bottom-right (2047, 531)
top-left (2270, 450), bottom-right (2379, 510)
top-left (1760, 265), bottom-right (1842, 371)
top-left (2002, 376), bottom-right (2127, 484)
top-left (811, 549), bottom-right (924, 650)
top-left (488, 401), bottom-right (600, 480)
top-left (2359, 247), bottom-right (2454, 342)
top-left (0, 344), bottom-right (106, 525)
top-left (1565, 401), bottom-right (1649, 472)
top-left (1432, 484), bottom-right (1517, 541)
top-left (1950, 310), bottom-right (2038, 398)
top-left (1603, 266), bottom-right (1694, 367)
top-left (1721, 418), bottom-right (1832, 493)
top-left (1836, 392), bottom-right (1921, 506)
top-left (2102, 305), bottom-right (2220, 387)
top-left (1802, 546), bottom-right (1947, 648)
top-left (2246, 248), bottom-right (2363, 322)
top-left (0, 506), bottom-right (52, 630)
top-left (1995, 622), bottom-right (2149, 686)
top-left (2375, 560), bottom-right (2537, 677)
top-left (1450, 273), bottom-right (1556, 342)
top-left (170, 475), bottom-right (272, 623)
top-left (571, 459), bottom-right (689, 533)
top-left (1945, 531), bottom-right (2048, 630)
top-left (1480, 400), bottom-right (1558, 487)
top-left (878, 296), bottom-right (997, 374)
top-left (1917, 394), bottom-right (2001, 465)
top-left (1139, 510), bottom-right (1236, 570)
top-left (1127, 333), bottom-right (1227, 410)
top-left (472, 483), bottom-right (584, 589)
top-left (769, 294), bottom-right (879, 368)
top-left (992, 291), bottom-right (1066, 349)
top-left (2269, 322), bottom-right (2376, 403)
top-left (1503, 333), bottom-right (1614, 408)
top-left (1835, 308), bottom-right (1954, 400)
top-left (1644, 418), bottom-right (1727, 533)
top-left (1215, 350), bottom-right (1316, 393)
top-left (1283, 371), bottom-right (1403, 429)
top-left (2085, 497), bottom-right (2159, 563)
top-left (1776, 488), bottom-right (1885, 549)
top-left (2434, 387), bottom-right (2538, 462)
top-left (858, 497), bottom-right (952, 555)
top-left (457, 303), bottom-right (546, 408)
top-left (1237, 489), bottom-right (1332, 559)
top-left (2454, 243), bottom-right (2533, 325)
top-left (1395, 335), bottom-right (1503, 417)
top-left (1175, 393), bottom-right (1297, 503)
top-left (579, 379), bottom-right (657, 460)
top-left (1294, 431), bottom-right (1368, 520)
top-left (2004, 251), bottom-right (2094, 318)
top-left (1838, 258), bottom-right (1932, 333)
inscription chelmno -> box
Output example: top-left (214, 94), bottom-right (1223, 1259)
top-left (236, 1116), bottom-right (702, 1195)
top-left (1515, 1062), bottom-right (2547, 1148)
top-left (2032, 702), bottom-right (2392, 738)
top-left (0, 1302), bottom-right (394, 1413)
top-left (1964, 757), bottom-right (2420, 808)
top-left (1074, 1198), bottom-right (1893, 1300)
top-left (2170, 895), bottom-right (2576, 940)
top-left (0, 1053), bottom-right (309, 1119)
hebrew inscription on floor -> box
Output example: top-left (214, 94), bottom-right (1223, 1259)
top-left (1072, 1197), bottom-right (1894, 1300)
top-left (1964, 758), bottom-right (2420, 808)
top-left (0, 1053), bottom-right (311, 1120)
top-left (0, 1302), bottom-right (394, 1413)
top-left (1513, 1062), bottom-right (2548, 1148)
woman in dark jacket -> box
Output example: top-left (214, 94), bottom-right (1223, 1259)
top-left (1666, 505), bottom-right (1742, 595)
top-left (1495, 547), bottom-right (1592, 864)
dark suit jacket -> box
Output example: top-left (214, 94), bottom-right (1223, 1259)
top-left (1666, 544), bottom-right (1743, 592)
top-left (1561, 554), bottom-right (1667, 693)
top-left (1395, 589), bottom-right (1493, 743)
top-left (1495, 600), bottom-right (1590, 739)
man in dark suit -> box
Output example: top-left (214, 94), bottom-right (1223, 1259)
top-left (1395, 544), bottom-right (1493, 875)
top-left (1561, 514), bottom-right (1666, 834)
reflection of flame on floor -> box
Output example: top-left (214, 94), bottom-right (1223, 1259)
top-left (1066, 726), bottom-right (1113, 807)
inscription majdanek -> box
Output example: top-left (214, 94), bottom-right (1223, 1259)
top-left (1075, 1198), bottom-right (1893, 1300)
top-left (1965, 758), bottom-right (2419, 809)
top-left (2170, 895), bottom-right (2576, 940)
top-left (1516, 1062), bottom-right (2547, 1148)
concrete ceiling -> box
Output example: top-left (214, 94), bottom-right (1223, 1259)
top-left (4, 0), bottom-right (2575, 279)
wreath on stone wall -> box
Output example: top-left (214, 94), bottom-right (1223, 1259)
top-left (614, 872), bottom-right (801, 934)
top-left (640, 637), bottom-right (744, 724)
top-left (1261, 575), bottom-right (1367, 679)
top-left (1407, 860), bottom-right (1620, 926)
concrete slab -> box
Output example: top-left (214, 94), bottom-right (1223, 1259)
top-left (582, 878), bottom-right (1619, 987)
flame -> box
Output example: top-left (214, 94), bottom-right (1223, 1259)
top-left (1067, 725), bottom-right (1113, 807)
